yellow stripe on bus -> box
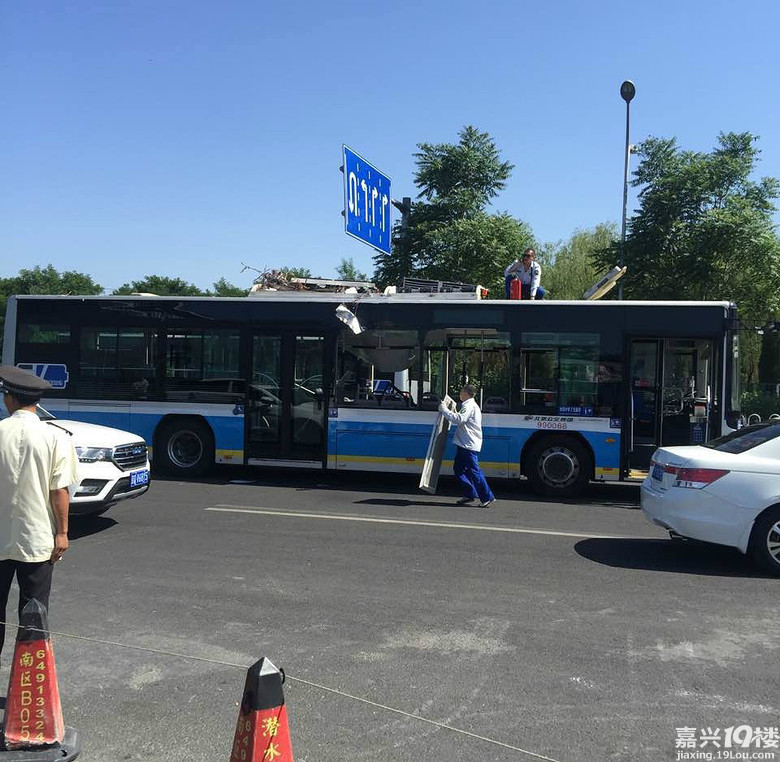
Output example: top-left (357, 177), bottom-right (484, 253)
top-left (216, 449), bottom-right (243, 464)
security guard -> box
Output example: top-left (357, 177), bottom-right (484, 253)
top-left (0, 366), bottom-right (79, 659)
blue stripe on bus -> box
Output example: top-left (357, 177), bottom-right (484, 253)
top-left (45, 405), bottom-right (620, 474)
top-left (330, 420), bottom-right (621, 470)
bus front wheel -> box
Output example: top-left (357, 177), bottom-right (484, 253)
top-left (156, 418), bottom-right (215, 477)
top-left (526, 435), bottom-right (593, 498)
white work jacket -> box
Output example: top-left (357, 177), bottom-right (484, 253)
top-left (504, 259), bottom-right (542, 297)
top-left (440, 397), bottom-right (483, 452)
top-left (0, 410), bottom-right (79, 562)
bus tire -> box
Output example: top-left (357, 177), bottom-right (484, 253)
top-left (748, 505), bottom-right (780, 577)
top-left (156, 417), bottom-right (215, 477)
top-left (526, 435), bottom-right (593, 498)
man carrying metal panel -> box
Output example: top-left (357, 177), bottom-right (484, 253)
top-left (439, 385), bottom-right (495, 507)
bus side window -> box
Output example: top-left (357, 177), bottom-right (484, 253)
top-left (512, 332), bottom-right (602, 416)
top-left (425, 330), bottom-right (510, 413)
top-left (165, 330), bottom-right (242, 402)
top-left (513, 349), bottom-right (557, 413)
top-left (421, 331), bottom-right (447, 410)
top-left (79, 327), bottom-right (157, 400)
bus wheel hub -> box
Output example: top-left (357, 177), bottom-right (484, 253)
top-left (167, 430), bottom-right (203, 468)
top-left (539, 447), bottom-right (578, 487)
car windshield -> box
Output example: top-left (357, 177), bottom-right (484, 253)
top-left (703, 422), bottom-right (780, 454)
top-left (36, 405), bottom-right (56, 421)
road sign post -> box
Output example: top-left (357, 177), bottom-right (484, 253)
top-left (342, 145), bottom-right (392, 255)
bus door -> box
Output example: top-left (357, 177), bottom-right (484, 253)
top-left (246, 333), bottom-right (328, 466)
top-left (627, 338), bottom-right (714, 471)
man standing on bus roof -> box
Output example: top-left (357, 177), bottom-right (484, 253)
top-left (439, 385), bottom-right (495, 507)
top-left (504, 247), bottom-right (546, 300)
top-left (0, 366), bottom-right (79, 662)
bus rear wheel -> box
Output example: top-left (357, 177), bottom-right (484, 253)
top-left (156, 418), bottom-right (215, 477)
top-left (526, 435), bottom-right (593, 498)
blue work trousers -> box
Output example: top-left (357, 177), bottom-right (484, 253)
top-left (453, 446), bottom-right (494, 503)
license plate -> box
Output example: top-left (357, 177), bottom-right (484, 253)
top-left (651, 464), bottom-right (663, 481)
top-left (130, 470), bottom-right (149, 488)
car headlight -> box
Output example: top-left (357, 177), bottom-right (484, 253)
top-left (75, 446), bottom-right (113, 464)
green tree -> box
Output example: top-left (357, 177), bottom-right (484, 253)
top-left (0, 265), bottom-right (103, 349)
top-left (335, 257), bottom-right (368, 281)
top-left (537, 223), bottom-right (616, 300)
top-left (113, 275), bottom-right (204, 296)
top-left (0, 264), bottom-right (102, 297)
top-left (209, 277), bottom-right (249, 297)
top-left (593, 132), bottom-right (780, 321)
top-left (374, 126), bottom-right (535, 296)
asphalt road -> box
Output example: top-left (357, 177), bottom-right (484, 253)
top-left (1, 470), bottom-right (777, 762)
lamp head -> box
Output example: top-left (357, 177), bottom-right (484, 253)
top-left (620, 80), bottom-right (636, 103)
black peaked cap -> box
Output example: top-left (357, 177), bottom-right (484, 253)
top-left (0, 365), bottom-right (52, 396)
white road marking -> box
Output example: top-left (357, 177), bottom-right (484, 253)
top-left (205, 505), bottom-right (632, 539)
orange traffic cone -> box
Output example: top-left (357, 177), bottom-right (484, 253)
top-left (2, 599), bottom-right (64, 750)
top-left (230, 657), bottom-right (293, 762)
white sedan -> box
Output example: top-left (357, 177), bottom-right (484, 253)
top-left (641, 422), bottom-right (780, 576)
top-left (1, 405), bottom-right (150, 517)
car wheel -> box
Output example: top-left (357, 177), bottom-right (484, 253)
top-left (526, 435), bottom-right (593, 498)
top-left (157, 418), bottom-right (214, 477)
top-left (748, 505), bottom-right (780, 576)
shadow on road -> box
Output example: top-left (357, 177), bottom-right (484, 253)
top-left (69, 515), bottom-right (118, 541)
top-left (574, 537), bottom-right (773, 578)
top-left (355, 497), bottom-right (466, 508)
top-left (154, 464), bottom-right (641, 508)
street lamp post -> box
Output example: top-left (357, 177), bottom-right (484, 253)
top-left (619, 79), bottom-right (635, 300)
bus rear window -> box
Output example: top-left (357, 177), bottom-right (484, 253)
top-left (703, 423), bottom-right (780, 454)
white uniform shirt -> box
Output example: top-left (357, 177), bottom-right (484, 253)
top-left (504, 259), bottom-right (542, 297)
top-left (440, 397), bottom-right (483, 452)
top-left (0, 410), bottom-right (79, 562)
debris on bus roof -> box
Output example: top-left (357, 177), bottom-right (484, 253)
top-left (292, 276), bottom-right (376, 291)
top-left (248, 270), bottom-right (376, 294)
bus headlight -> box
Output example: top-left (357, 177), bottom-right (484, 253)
top-left (75, 446), bottom-right (113, 463)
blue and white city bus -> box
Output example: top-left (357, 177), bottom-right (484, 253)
top-left (2, 291), bottom-right (740, 497)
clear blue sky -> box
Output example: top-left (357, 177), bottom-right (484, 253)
top-left (2, 0), bottom-right (778, 292)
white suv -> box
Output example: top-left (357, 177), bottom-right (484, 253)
top-left (0, 405), bottom-right (150, 517)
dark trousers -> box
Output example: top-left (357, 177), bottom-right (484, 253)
top-left (453, 446), bottom-right (494, 503)
top-left (0, 560), bottom-right (54, 656)
top-left (524, 284), bottom-right (546, 300)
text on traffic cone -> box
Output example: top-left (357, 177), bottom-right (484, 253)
top-left (2, 599), bottom-right (65, 749)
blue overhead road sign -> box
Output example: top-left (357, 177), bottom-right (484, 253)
top-left (342, 145), bottom-right (392, 255)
